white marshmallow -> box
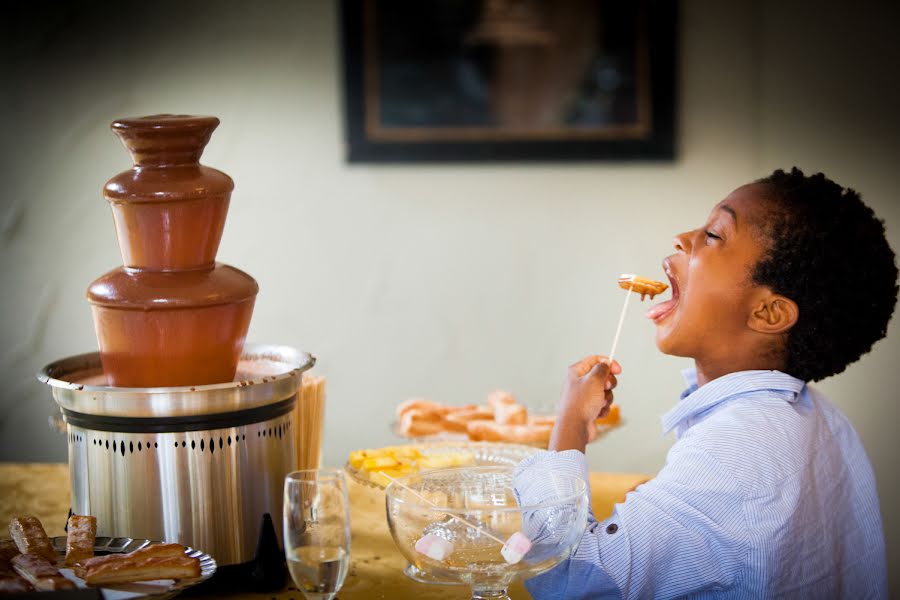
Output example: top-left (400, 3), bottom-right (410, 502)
top-left (501, 531), bottom-right (533, 564)
top-left (415, 533), bottom-right (454, 561)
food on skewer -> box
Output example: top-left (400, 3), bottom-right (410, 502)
top-left (609, 272), bottom-right (670, 366)
top-left (8, 515), bottom-right (56, 562)
top-left (501, 531), bottom-right (533, 565)
top-left (65, 515), bottom-right (97, 566)
top-left (618, 274), bottom-right (668, 300)
top-left (416, 533), bottom-right (455, 561)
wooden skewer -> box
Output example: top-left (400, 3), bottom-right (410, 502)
top-left (381, 473), bottom-right (507, 545)
top-left (607, 283), bottom-right (634, 365)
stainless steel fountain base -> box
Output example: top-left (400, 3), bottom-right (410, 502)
top-left (40, 344), bottom-right (315, 567)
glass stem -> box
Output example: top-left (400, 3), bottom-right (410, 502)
top-left (471, 589), bottom-right (510, 600)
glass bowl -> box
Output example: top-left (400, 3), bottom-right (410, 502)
top-left (385, 466), bottom-right (588, 600)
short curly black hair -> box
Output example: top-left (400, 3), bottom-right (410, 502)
top-left (752, 168), bottom-right (898, 382)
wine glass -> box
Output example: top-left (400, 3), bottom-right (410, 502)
top-left (283, 469), bottom-right (352, 600)
top-left (385, 466), bottom-right (588, 600)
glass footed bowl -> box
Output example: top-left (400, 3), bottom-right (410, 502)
top-left (385, 466), bottom-right (588, 600)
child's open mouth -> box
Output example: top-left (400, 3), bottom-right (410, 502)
top-left (646, 259), bottom-right (679, 323)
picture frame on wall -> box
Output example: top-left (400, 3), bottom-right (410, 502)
top-left (340, 0), bottom-right (677, 162)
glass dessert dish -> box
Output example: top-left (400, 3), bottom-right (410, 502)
top-left (385, 466), bottom-right (588, 600)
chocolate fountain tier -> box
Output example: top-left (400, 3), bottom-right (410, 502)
top-left (106, 115), bottom-right (233, 271)
top-left (88, 264), bottom-right (258, 387)
top-left (111, 114), bottom-right (224, 168)
top-left (89, 113), bottom-right (258, 387)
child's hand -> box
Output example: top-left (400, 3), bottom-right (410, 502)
top-left (550, 355), bottom-right (622, 452)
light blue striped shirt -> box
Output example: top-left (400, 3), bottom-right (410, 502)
top-left (514, 369), bottom-right (888, 599)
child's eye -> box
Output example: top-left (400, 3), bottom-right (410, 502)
top-left (705, 230), bottom-right (722, 242)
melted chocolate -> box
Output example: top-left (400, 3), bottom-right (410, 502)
top-left (87, 115), bottom-right (258, 386)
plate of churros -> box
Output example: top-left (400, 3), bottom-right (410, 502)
top-left (1, 514), bottom-right (215, 599)
top-left (392, 391), bottom-right (622, 449)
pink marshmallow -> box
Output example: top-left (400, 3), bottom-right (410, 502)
top-left (501, 531), bottom-right (532, 564)
top-left (415, 533), bottom-right (455, 561)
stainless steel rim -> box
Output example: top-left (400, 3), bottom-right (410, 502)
top-left (37, 343), bottom-right (315, 418)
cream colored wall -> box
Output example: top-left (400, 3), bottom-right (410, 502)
top-left (1, 0), bottom-right (898, 588)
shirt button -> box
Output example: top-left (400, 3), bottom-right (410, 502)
top-left (606, 523), bottom-right (618, 534)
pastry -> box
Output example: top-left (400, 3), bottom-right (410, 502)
top-left (595, 403), bottom-right (621, 426)
top-left (493, 402), bottom-right (527, 425)
top-left (618, 274), bottom-right (668, 300)
top-left (0, 575), bottom-right (33, 593)
top-left (11, 553), bottom-right (75, 591)
top-left (0, 540), bottom-right (20, 577)
top-left (398, 408), bottom-right (446, 437)
top-left (395, 398), bottom-right (446, 421)
top-left (80, 555), bottom-right (200, 586)
top-left (482, 393), bottom-right (529, 427)
top-left (487, 390), bottom-right (516, 410)
top-left (442, 406), bottom-right (494, 431)
top-left (74, 543), bottom-right (200, 585)
top-left (65, 515), bottom-right (97, 566)
top-left (528, 415), bottom-right (556, 427)
top-left (520, 405), bottom-right (621, 429)
top-left (72, 542), bottom-right (185, 575)
top-left (8, 515), bottom-right (56, 562)
top-left (466, 421), bottom-right (554, 446)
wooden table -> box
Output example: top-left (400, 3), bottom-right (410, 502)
top-left (0, 463), bottom-right (649, 599)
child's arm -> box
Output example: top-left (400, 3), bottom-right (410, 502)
top-left (550, 355), bottom-right (621, 453)
top-left (514, 446), bottom-right (747, 599)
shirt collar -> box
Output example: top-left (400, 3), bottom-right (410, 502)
top-left (661, 368), bottom-right (806, 435)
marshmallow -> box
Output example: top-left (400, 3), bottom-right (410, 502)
top-left (501, 531), bottom-right (532, 564)
top-left (415, 533), bottom-right (455, 561)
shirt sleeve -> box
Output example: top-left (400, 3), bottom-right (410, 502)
top-left (514, 445), bottom-right (748, 600)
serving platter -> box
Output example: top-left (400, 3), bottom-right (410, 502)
top-left (391, 419), bottom-right (622, 447)
top-left (48, 536), bottom-right (216, 600)
top-left (345, 441), bottom-right (540, 489)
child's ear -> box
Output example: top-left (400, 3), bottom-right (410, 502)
top-left (748, 294), bottom-right (799, 335)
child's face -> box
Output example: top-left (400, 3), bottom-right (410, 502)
top-left (651, 184), bottom-right (772, 360)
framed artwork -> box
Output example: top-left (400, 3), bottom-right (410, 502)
top-left (340, 0), bottom-right (677, 162)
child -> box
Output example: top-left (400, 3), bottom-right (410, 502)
top-left (515, 168), bottom-right (896, 598)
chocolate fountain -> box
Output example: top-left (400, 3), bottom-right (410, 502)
top-left (90, 115), bottom-right (257, 387)
top-left (38, 115), bottom-right (314, 590)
